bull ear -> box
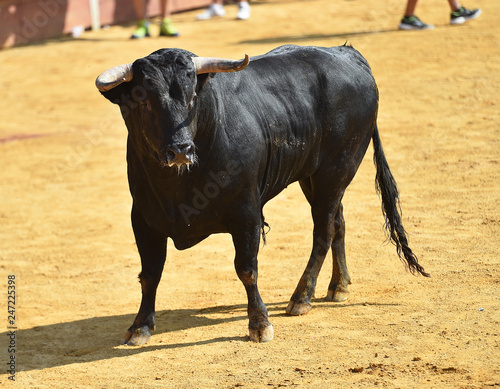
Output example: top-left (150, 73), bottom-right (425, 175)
top-left (191, 55), bottom-right (249, 74)
top-left (95, 64), bottom-right (133, 92)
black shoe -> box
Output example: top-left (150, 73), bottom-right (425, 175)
top-left (399, 16), bottom-right (434, 30)
top-left (450, 7), bottom-right (482, 25)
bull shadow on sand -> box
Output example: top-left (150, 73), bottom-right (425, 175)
top-left (1, 300), bottom-right (399, 373)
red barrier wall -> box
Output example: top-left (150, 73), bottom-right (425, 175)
top-left (0, 0), bottom-right (211, 48)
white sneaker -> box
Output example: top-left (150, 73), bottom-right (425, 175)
top-left (236, 2), bottom-right (250, 20)
top-left (196, 4), bottom-right (226, 20)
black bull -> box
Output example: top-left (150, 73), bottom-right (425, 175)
top-left (96, 44), bottom-right (429, 345)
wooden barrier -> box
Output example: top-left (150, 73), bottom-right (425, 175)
top-left (0, 0), bottom-right (211, 48)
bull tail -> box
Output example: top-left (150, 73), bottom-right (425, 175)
top-left (372, 125), bottom-right (430, 277)
top-left (261, 210), bottom-right (270, 245)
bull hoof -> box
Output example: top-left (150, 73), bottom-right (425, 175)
top-left (249, 323), bottom-right (274, 343)
top-left (121, 326), bottom-right (152, 346)
top-left (285, 300), bottom-right (312, 316)
top-left (326, 289), bottom-right (350, 302)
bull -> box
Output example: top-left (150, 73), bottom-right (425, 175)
top-left (95, 44), bottom-right (429, 345)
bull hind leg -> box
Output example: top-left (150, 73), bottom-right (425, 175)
top-left (286, 178), bottom-right (344, 315)
top-left (326, 203), bottom-right (351, 302)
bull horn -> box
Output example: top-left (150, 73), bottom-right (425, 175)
top-left (191, 55), bottom-right (249, 74)
top-left (95, 63), bottom-right (133, 92)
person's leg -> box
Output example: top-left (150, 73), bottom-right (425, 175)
top-left (447, 0), bottom-right (462, 11)
top-left (237, 0), bottom-right (251, 20)
top-left (197, 0), bottom-right (225, 20)
top-left (399, 0), bottom-right (434, 30)
top-left (159, 0), bottom-right (179, 36)
top-left (403, 0), bottom-right (419, 17)
top-left (133, 0), bottom-right (146, 19)
top-left (131, 0), bottom-right (151, 39)
top-left (448, 0), bottom-right (482, 24)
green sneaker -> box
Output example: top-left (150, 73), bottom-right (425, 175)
top-left (159, 18), bottom-right (179, 37)
top-left (450, 7), bottom-right (482, 25)
top-left (131, 20), bottom-right (150, 39)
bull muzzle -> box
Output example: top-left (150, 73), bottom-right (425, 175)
top-left (166, 143), bottom-right (195, 168)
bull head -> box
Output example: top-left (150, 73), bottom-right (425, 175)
top-left (96, 52), bottom-right (249, 171)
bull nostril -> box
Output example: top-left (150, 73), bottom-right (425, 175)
top-left (179, 144), bottom-right (193, 155)
top-left (166, 149), bottom-right (177, 162)
top-left (168, 144), bottom-right (193, 155)
top-left (166, 143), bottom-right (195, 166)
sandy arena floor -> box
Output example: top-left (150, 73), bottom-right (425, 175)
top-left (0, 0), bottom-right (499, 387)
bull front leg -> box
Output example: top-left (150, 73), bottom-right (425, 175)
top-left (122, 204), bottom-right (167, 346)
top-left (231, 223), bottom-right (274, 343)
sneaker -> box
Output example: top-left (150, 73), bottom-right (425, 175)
top-left (398, 15), bottom-right (434, 30)
top-left (196, 4), bottom-right (225, 20)
top-left (130, 20), bottom-right (150, 39)
top-left (236, 1), bottom-right (250, 20)
top-left (450, 7), bottom-right (482, 25)
top-left (159, 18), bottom-right (179, 37)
